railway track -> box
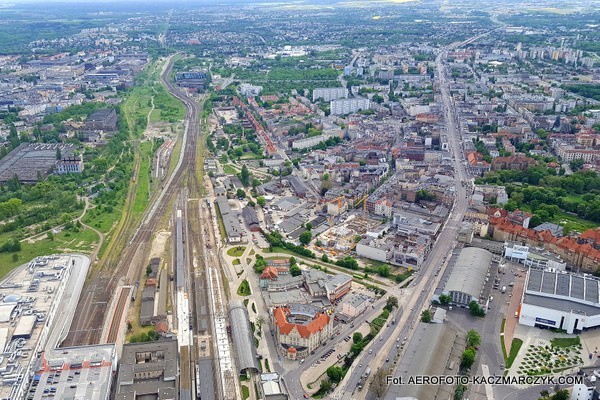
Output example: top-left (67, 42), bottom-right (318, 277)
top-left (63, 55), bottom-right (201, 347)
top-left (106, 287), bottom-right (131, 344)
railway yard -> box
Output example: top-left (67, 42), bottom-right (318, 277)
top-left (38, 53), bottom-right (229, 400)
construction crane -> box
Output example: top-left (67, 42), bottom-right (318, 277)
top-left (327, 196), bottom-right (346, 229)
top-left (354, 194), bottom-right (369, 224)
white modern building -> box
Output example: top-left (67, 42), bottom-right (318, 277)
top-left (291, 134), bottom-right (332, 150)
top-left (504, 244), bottom-right (566, 271)
top-left (340, 293), bottom-right (371, 318)
top-left (356, 237), bottom-right (393, 263)
top-left (239, 83), bottom-right (263, 97)
top-left (571, 377), bottom-right (595, 400)
top-left (330, 98), bottom-right (370, 115)
top-left (519, 269), bottom-right (600, 334)
top-left (312, 87), bottom-right (348, 102)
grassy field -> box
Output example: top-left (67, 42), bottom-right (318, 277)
top-left (0, 227), bottom-right (99, 279)
top-left (215, 204), bottom-right (228, 241)
top-left (551, 336), bottom-right (580, 348)
top-left (121, 87), bottom-right (152, 137)
top-left (241, 385), bottom-right (250, 400)
top-left (126, 323), bottom-right (158, 343)
top-left (132, 141), bottom-right (153, 218)
top-left (227, 246), bottom-right (246, 257)
top-left (551, 211), bottom-right (599, 235)
top-left (148, 84), bottom-right (185, 124)
top-left (237, 279), bottom-right (251, 296)
top-left (506, 338), bottom-right (523, 369)
top-left (222, 164), bottom-right (239, 175)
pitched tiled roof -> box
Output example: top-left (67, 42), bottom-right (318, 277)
top-left (274, 307), bottom-right (330, 339)
top-left (491, 218), bottom-right (600, 262)
top-left (581, 228), bottom-right (600, 243)
top-left (260, 266), bottom-right (278, 281)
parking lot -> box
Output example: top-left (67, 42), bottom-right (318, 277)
top-left (300, 321), bottom-right (371, 394)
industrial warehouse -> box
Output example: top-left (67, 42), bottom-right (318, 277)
top-left (443, 247), bottom-right (494, 306)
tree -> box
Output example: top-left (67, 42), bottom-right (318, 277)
top-left (47, 231), bottom-right (54, 241)
top-left (252, 178), bottom-right (261, 189)
top-left (256, 196), bottom-right (266, 207)
top-left (146, 264), bottom-right (152, 277)
top-left (321, 254), bottom-right (329, 262)
top-left (254, 255), bottom-right (267, 274)
top-left (421, 309), bottom-right (432, 323)
top-left (416, 189), bottom-right (434, 202)
top-left (377, 265), bottom-right (390, 277)
top-left (438, 294), bottom-right (451, 306)
top-left (466, 330), bottom-right (481, 348)
top-left (56, 147), bottom-right (62, 160)
top-left (371, 368), bottom-right (388, 397)
top-left (335, 256), bottom-right (359, 270)
top-left (460, 348), bottom-right (476, 370)
top-left (236, 188), bottom-right (246, 198)
top-left (570, 158), bottom-right (585, 171)
top-left (469, 300), bottom-right (485, 317)
top-left (305, 222), bottom-right (312, 231)
top-left (326, 366), bottom-right (344, 383)
top-left (290, 264), bottom-right (301, 277)
top-left (240, 165), bottom-right (250, 186)
top-left (352, 332), bottom-right (363, 344)
top-left (350, 341), bottom-right (365, 356)
top-left (319, 379), bottom-right (332, 394)
top-left (299, 230), bottom-right (312, 245)
top-left (385, 296), bottom-right (398, 312)
top-left (551, 390), bottom-right (569, 400)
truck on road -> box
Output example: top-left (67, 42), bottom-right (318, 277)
top-left (501, 286), bottom-right (506, 293)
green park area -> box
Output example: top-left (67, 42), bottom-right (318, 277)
top-left (477, 167), bottom-right (600, 235)
top-left (227, 246), bottom-right (246, 257)
top-left (0, 59), bottom-right (185, 278)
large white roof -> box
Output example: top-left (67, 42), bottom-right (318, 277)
top-left (445, 247), bottom-right (492, 299)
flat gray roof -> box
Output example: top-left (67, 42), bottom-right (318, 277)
top-left (386, 324), bottom-right (457, 400)
top-left (196, 358), bottom-right (216, 400)
top-left (526, 269), bottom-right (600, 306)
top-left (115, 337), bottom-right (178, 400)
top-left (523, 293), bottom-right (600, 316)
top-left (444, 247), bottom-right (492, 299)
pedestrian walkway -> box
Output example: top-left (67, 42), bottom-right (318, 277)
top-left (481, 364), bottom-right (495, 400)
top-left (507, 324), bottom-right (593, 386)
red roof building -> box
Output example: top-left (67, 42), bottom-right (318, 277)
top-left (491, 218), bottom-right (600, 272)
top-left (273, 306), bottom-right (334, 359)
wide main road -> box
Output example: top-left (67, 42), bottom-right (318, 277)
top-left (64, 55), bottom-right (202, 347)
top-left (347, 38), bottom-right (478, 400)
